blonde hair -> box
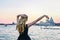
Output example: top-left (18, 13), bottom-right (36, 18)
top-left (16, 14), bottom-right (28, 34)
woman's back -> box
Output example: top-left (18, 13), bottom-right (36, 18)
top-left (17, 24), bottom-right (31, 40)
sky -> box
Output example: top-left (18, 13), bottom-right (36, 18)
top-left (0, 0), bottom-right (60, 24)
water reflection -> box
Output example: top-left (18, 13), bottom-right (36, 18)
top-left (0, 25), bottom-right (60, 40)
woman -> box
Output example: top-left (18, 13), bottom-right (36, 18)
top-left (16, 14), bottom-right (49, 40)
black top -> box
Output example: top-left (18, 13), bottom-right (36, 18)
top-left (17, 24), bottom-right (31, 40)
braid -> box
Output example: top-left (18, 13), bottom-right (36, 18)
top-left (16, 19), bottom-right (25, 34)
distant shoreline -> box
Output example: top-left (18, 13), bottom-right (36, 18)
top-left (0, 22), bottom-right (16, 25)
top-left (41, 27), bottom-right (60, 30)
top-left (34, 23), bottom-right (60, 26)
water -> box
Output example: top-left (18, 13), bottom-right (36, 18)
top-left (0, 25), bottom-right (60, 40)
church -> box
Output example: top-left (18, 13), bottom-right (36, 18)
top-left (38, 17), bottom-right (55, 26)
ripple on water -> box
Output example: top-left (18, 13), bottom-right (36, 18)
top-left (0, 25), bottom-right (60, 40)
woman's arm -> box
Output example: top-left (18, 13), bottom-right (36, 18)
top-left (27, 15), bottom-right (49, 28)
top-left (17, 15), bottom-right (21, 22)
top-left (17, 16), bottom-right (19, 23)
